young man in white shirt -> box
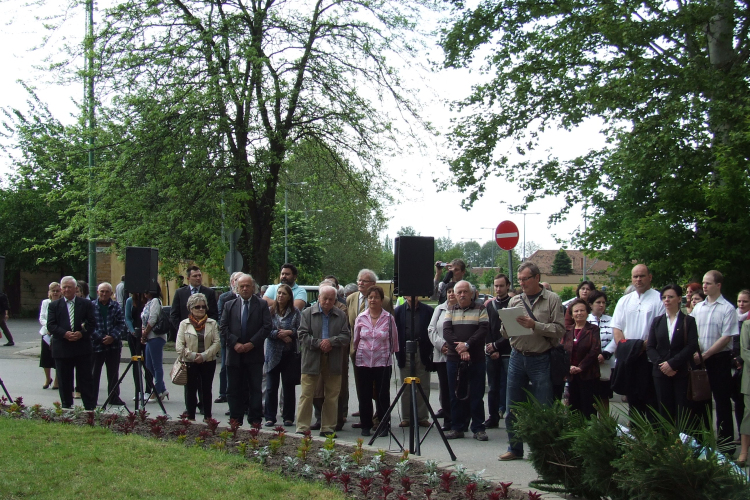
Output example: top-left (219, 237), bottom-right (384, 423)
top-left (691, 270), bottom-right (739, 449)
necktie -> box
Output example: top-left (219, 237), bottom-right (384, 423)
top-left (67, 299), bottom-right (75, 331)
top-left (241, 299), bottom-right (249, 337)
top-left (191, 287), bottom-right (198, 295)
top-left (359, 294), bottom-right (365, 313)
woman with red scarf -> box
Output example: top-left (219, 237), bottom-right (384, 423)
top-left (176, 292), bottom-right (221, 421)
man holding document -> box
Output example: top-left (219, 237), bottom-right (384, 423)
top-left (498, 262), bottom-right (565, 461)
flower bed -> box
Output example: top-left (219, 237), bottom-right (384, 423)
top-left (1, 397), bottom-right (538, 500)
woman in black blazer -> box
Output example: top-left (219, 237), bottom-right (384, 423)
top-left (647, 284), bottom-right (699, 424)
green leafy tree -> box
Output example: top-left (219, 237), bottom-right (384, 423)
top-left (397, 226), bottom-right (419, 237)
top-left (32, 0), bottom-right (435, 286)
top-left (552, 249), bottom-right (574, 275)
top-left (440, 0), bottom-right (750, 295)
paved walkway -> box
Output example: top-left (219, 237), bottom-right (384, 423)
top-left (1, 318), bottom-right (601, 495)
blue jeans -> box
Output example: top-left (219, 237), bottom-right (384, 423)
top-left (145, 336), bottom-right (167, 394)
top-left (447, 359), bottom-right (486, 433)
top-left (486, 354), bottom-right (510, 421)
top-left (505, 349), bottom-right (552, 455)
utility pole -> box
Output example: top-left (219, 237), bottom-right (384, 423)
top-left (516, 212), bottom-right (540, 261)
top-left (85, 0), bottom-right (96, 297)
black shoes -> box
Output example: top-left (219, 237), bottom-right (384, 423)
top-left (3, 342), bottom-right (14, 346)
top-left (214, 396), bottom-right (227, 403)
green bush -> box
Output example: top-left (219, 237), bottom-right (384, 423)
top-left (568, 403), bottom-right (627, 500)
top-left (559, 286), bottom-right (576, 301)
top-left (513, 399), bottom-right (750, 500)
top-left (511, 398), bottom-right (587, 496)
top-left (613, 411), bottom-right (749, 500)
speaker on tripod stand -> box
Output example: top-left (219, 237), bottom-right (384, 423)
top-left (371, 236), bottom-right (456, 460)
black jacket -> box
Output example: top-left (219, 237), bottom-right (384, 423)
top-left (394, 301), bottom-right (435, 371)
top-left (170, 285), bottom-right (218, 332)
top-left (486, 295), bottom-right (512, 355)
top-left (611, 339), bottom-right (650, 397)
top-left (220, 295), bottom-right (271, 366)
top-left (647, 312), bottom-right (699, 379)
top-left (47, 296), bottom-right (96, 358)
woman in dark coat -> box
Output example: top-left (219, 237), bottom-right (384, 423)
top-left (647, 284), bottom-right (699, 424)
top-left (563, 298), bottom-right (601, 418)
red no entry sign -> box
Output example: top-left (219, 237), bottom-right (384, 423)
top-left (495, 220), bottom-right (519, 250)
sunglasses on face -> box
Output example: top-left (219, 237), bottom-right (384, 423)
top-left (192, 305), bottom-right (207, 310)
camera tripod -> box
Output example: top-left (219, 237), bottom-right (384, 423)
top-left (101, 341), bottom-right (167, 415)
top-left (368, 296), bottom-right (456, 460)
top-left (0, 374), bottom-right (12, 401)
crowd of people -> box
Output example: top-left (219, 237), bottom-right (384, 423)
top-left (23, 259), bottom-right (750, 465)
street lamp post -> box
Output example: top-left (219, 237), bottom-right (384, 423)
top-left (516, 212), bottom-right (540, 261)
top-left (285, 182), bottom-right (308, 264)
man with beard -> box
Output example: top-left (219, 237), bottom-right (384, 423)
top-left (263, 263), bottom-right (308, 311)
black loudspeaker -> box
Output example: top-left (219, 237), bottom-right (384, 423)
top-left (125, 247), bottom-right (159, 293)
top-left (394, 236), bottom-right (434, 297)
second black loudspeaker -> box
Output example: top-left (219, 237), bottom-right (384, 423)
top-left (125, 247), bottom-right (159, 294)
top-left (394, 236), bottom-right (434, 297)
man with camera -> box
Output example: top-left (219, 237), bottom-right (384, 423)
top-left (434, 259), bottom-right (466, 305)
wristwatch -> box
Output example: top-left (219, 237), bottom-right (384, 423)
top-left (464, 342), bottom-right (470, 350)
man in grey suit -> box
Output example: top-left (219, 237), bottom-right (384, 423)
top-left (47, 275), bottom-right (97, 410)
top-left (220, 273), bottom-right (271, 425)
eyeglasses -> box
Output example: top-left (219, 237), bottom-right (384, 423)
top-left (357, 279), bottom-right (374, 284)
top-left (518, 275), bottom-right (537, 283)
top-left (192, 305), bottom-right (207, 310)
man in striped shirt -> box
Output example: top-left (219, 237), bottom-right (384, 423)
top-left (691, 270), bottom-right (739, 449)
top-left (443, 280), bottom-right (489, 441)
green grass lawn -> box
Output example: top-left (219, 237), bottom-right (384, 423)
top-left (0, 418), bottom-right (340, 500)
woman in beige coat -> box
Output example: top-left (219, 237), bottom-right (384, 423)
top-left (176, 293), bottom-right (220, 422)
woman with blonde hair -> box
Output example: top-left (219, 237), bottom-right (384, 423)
top-left (38, 282), bottom-right (62, 389)
top-left (176, 292), bottom-right (220, 421)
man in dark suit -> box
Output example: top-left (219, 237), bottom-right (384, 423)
top-left (170, 265), bottom-right (219, 328)
top-left (220, 273), bottom-right (271, 425)
top-left (47, 276), bottom-right (97, 409)
top-left (215, 271), bottom-right (242, 404)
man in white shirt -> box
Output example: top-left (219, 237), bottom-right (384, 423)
top-left (691, 270), bottom-right (738, 448)
top-left (611, 264), bottom-right (665, 417)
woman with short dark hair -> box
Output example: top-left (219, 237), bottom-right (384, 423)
top-left (646, 284), bottom-right (699, 424)
top-left (563, 298), bottom-right (601, 417)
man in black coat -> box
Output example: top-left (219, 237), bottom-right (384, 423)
top-left (170, 266), bottom-right (219, 330)
top-left (394, 296), bottom-right (435, 427)
top-left (47, 276), bottom-right (97, 409)
top-left (484, 274), bottom-right (513, 427)
top-left (220, 273), bottom-right (271, 425)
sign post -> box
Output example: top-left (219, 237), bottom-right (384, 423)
top-left (495, 221), bottom-right (520, 288)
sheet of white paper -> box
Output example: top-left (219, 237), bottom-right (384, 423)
top-left (43, 334), bottom-right (51, 345)
top-left (497, 307), bottom-right (534, 336)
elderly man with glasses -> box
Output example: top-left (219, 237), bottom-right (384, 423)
top-left (499, 262), bottom-right (565, 461)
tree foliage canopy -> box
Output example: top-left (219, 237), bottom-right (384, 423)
top-left (4, 0), bottom-right (437, 286)
top-left (440, 0), bottom-right (750, 294)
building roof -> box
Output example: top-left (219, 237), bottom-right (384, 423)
top-left (526, 250), bottom-right (613, 275)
